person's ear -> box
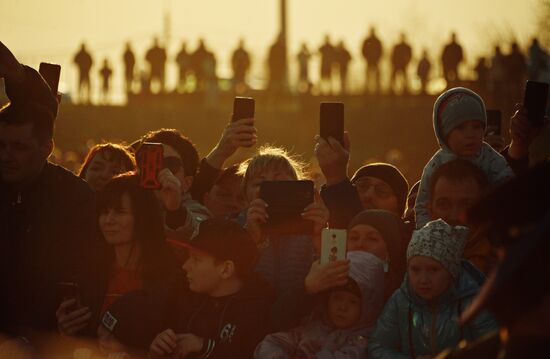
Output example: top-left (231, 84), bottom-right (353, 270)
top-left (181, 175), bottom-right (194, 193)
top-left (41, 139), bottom-right (54, 160)
top-left (220, 260), bottom-right (236, 279)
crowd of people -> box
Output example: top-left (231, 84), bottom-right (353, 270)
top-left (1, 32), bottom-right (550, 359)
top-left (72, 30), bottom-right (550, 104)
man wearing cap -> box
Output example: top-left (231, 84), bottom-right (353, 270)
top-left (100, 219), bottom-right (275, 358)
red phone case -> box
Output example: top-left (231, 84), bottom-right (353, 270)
top-left (137, 143), bottom-right (163, 189)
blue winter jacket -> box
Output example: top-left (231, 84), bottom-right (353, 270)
top-left (368, 261), bottom-right (498, 359)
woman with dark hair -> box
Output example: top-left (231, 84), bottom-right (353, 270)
top-left (96, 172), bottom-right (181, 313)
top-left (56, 172), bottom-right (180, 337)
top-left (78, 143), bottom-right (136, 192)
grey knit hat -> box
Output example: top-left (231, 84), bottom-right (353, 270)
top-left (433, 87), bottom-right (487, 142)
top-left (407, 219), bottom-right (469, 278)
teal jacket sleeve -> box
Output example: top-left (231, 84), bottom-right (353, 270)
top-left (368, 293), bottom-right (410, 359)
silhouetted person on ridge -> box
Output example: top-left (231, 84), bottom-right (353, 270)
top-left (442, 32), bottom-right (464, 85)
top-left (491, 45), bottom-right (507, 105)
top-left (175, 41), bottom-right (191, 93)
top-left (528, 38), bottom-right (548, 81)
top-left (267, 34), bottom-right (286, 97)
top-left (319, 35), bottom-right (336, 95)
top-left (99, 58), bottom-right (112, 104)
top-left (191, 39), bottom-right (210, 92)
top-left (73, 42), bottom-right (93, 104)
top-left (145, 37), bottom-right (167, 93)
top-left (390, 33), bottom-right (412, 94)
top-left (231, 39), bottom-right (251, 92)
top-left (361, 26), bottom-right (383, 94)
top-left (296, 43), bottom-right (312, 94)
top-left (335, 40), bottom-right (352, 95)
top-left (122, 42), bottom-right (135, 94)
top-left (474, 56), bottom-right (490, 94)
top-left (506, 42), bottom-right (527, 101)
top-left (204, 49), bottom-right (218, 92)
top-left (417, 49), bottom-right (431, 94)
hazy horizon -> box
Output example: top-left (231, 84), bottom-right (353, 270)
top-left (1, 0), bottom-right (540, 102)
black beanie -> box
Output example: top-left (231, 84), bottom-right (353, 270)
top-left (351, 163), bottom-right (409, 216)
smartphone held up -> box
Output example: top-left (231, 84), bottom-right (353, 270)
top-left (232, 96), bottom-right (255, 122)
top-left (259, 180), bottom-right (314, 236)
top-left (136, 142), bottom-right (163, 190)
top-left (320, 229), bottom-right (347, 265)
top-left (320, 102), bottom-right (345, 147)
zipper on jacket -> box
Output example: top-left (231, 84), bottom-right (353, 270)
top-left (430, 304), bottom-right (438, 355)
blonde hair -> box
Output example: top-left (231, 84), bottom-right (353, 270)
top-left (238, 146), bottom-right (307, 192)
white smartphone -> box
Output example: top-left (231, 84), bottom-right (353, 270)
top-left (320, 229), bottom-right (347, 265)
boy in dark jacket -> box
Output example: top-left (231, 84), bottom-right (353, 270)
top-left (101, 219), bottom-right (275, 358)
top-left (144, 219), bottom-right (275, 358)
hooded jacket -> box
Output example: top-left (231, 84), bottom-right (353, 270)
top-left (368, 261), bottom-right (498, 359)
top-left (254, 251), bottom-right (385, 359)
top-left (415, 87), bottom-right (514, 229)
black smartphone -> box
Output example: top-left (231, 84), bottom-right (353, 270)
top-left (39, 62), bottom-right (61, 95)
top-left (260, 180), bottom-right (314, 236)
top-left (232, 97), bottom-right (255, 122)
top-left (320, 102), bottom-right (344, 146)
top-left (524, 80), bottom-right (549, 127)
top-left (136, 142), bottom-right (163, 190)
top-left (486, 110), bottom-right (502, 136)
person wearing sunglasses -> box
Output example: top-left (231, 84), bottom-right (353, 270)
top-left (138, 129), bottom-right (211, 242)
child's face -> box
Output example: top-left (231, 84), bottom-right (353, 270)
top-left (408, 256), bottom-right (453, 301)
top-left (327, 290), bottom-right (361, 329)
top-left (183, 249), bottom-right (225, 295)
top-left (446, 120), bottom-right (484, 157)
top-left (84, 152), bottom-right (127, 192)
top-left (245, 167), bottom-right (295, 203)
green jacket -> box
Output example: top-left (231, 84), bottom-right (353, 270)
top-left (368, 261), bottom-right (498, 359)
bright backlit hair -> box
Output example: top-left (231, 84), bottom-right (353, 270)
top-left (238, 145), bottom-right (307, 192)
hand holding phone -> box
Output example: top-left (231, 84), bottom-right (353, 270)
top-left (232, 97), bottom-right (255, 122)
top-left (136, 143), bottom-right (163, 189)
top-left (39, 62), bottom-right (61, 97)
top-left (320, 229), bottom-right (347, 265)
top-left (260, 180), bottom-right (314, 236)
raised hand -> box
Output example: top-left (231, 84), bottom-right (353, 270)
top-left (314, 131), bottom-right (350, 185)
top-left (206, 117), bottom-right (258, 169)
